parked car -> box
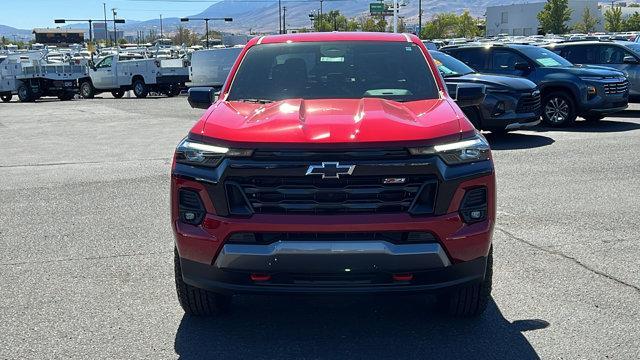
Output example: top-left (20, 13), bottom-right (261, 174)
top-left (187, 47), bottom-right (243, 89)
top-left (443, 43), bottom-right (629, 126)
top-left (430, 50), bottom-right (540, 133)
top-left (175, 33), bottom-right (495, 317)
top-left (546, 41), bottom-right (640, 100)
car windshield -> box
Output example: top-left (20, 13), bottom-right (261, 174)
top-left (227, 41), bottom-right (440, 102)
top-left (517, 47), bottom-right (573, 67)
top-left (429, 51), bottom-right (475, 77)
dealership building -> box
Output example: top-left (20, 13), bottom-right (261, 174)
top-left (486, 0), bottom-right (604, 36)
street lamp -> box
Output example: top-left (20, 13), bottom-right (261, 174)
top-left (55, 18), bottom-right (125, 44)
top-left (181, 17), bottom-right (232, 49)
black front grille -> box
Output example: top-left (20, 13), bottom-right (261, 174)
top-left (252, 149), bottom-right (411, 161)
top-left (516, 91), bottom-right (541, 113)
top-left (604, 80), bottom-right (628, 95)
top-left (227, 231), bottom-right (437, 244)
top-left (225, 175), bottom-right (437, 215)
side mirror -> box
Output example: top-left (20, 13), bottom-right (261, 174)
top-left (623, 55), bottom-right (638, 64)
top-left (188, 87), bottom-right (218, 109)
top-left (454, 84), bottom-right (485, 108)
top-left (514, 62), bottom-right (531, 72)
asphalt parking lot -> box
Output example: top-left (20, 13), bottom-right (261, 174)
top-left (0, 95), bottom-right (639, 359)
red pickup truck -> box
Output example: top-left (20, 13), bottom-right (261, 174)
top-left (172, 32), bottom-right (495, 317)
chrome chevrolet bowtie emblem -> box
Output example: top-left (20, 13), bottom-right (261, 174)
top-left (306, 162), bottom-right (355, 179)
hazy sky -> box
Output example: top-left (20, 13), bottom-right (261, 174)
top-left (0, 0), bottom-right (212, 29)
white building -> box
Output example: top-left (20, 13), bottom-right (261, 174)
top-left (486, 0), bottom-right (604, 36)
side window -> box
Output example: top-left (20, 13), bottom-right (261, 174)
top-left (597, 45), bottom-right (630, 64)
top-left (96, 56), bottom-right (113, 69)
top-left (490, 50), bottom-right (528, 72)
top-left (561, 45), bottom-right (596, 64)
top-left (448, 49), bottom-right (487, 71)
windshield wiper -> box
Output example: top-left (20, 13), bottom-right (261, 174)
top-left (236, 98), bottom-right (274, 104)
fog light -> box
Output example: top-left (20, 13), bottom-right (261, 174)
top-left (492, 101), bottom-right (506, 116)
top-left (587, 85), bottom-right (597, 99)
top-left (184, 212), bottom-right (196, 221)
top-left (470, 210), bottom-right (483, 219)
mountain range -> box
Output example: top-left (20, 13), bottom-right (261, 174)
top-left (1, 0), bottom-right (526, 37)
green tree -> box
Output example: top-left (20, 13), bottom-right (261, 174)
top-left (456, 10), bottom-right (481, 38)
top-left (359, 15), bottom-right (387, 32)
top-left (624, 11), bottom-right (640, 31)
top-left (605, 6), bottom-right (624, 32)
top-left (314, 11), bottom-right (359, 32)
top-left (420, 13), bottom-right (457, 39)
top-left (573, 7), bottom-right (599, 33)
top-left (537, 0), bottom-right (572, 34)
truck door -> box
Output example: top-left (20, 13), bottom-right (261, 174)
top-left (91, 56), bottom-right (116, 89)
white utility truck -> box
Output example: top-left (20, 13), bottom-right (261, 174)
top-left (1, 51), bottom-right (87, 102)
top-left (79, 54), bottom-right (189, 99)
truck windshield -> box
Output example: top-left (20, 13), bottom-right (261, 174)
top-left (227, 41), bottom-right (440, 102)
top-left (517, 47), bottom-right (573, 67)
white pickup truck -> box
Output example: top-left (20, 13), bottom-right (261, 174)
top-left (79, 54), bottom-right (189, 99)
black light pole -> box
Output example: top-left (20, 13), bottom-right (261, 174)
top-left (283, 6), bottom-right (287, 34)
top-left (160, 14), bottom-right (163, 38)
top-left (181, 17), bottom-right (232, 49)
top-left (418, 0), bottom-right (422, 37)
top-left (278, 0), bottom-right (282, 34)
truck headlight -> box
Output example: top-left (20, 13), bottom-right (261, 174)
top-left (409, 134), bottom-right (491, 165)
top-left (175, 138), bottom-right (253, 167)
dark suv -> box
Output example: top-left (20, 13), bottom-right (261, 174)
top-left (430, 50), bottom-right (541, 133)
top-left (545, 41), bottom-right (640, 101)
top-left (443, 44), bottom-right (629, 126)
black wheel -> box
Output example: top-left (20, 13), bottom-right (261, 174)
top-left (0, 94), bottom-right (11, 103)
top-left (57, 92), bottom-right (74, 101)
top-left (80, 81), bottom-right (95, 99)
top-left (174, 248), bottom-right (231, 316)
top-left (462, 107), bottom-right (482, 129)
top-left (541, 92), bottom-right (576, 127)
top-left (111, 90), bottom-right (125, 99)
top-left (583, 114), bottom-right (604, 122)
top-left (17, 84), bottom-right (34, 102)
top-left (441, 247), bottom-right (493, 317)
top-left (171, 85), bottom-right (182, 97)
top-left (132, 79), bottom-right (148, 98)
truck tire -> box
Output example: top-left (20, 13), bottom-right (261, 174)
top-left (80, 81), bottom-right (95, 99)
top-left (111, 90), bottom-right (125, 99)
top-left (441, 247), bottom-right (493, 317)
top-left (171, 85), bottom-right (182, 97)
top-left (132, 79), bottom-right (148, 98)
top-left (541, 91), bottom-right (576, 127)
top-left (58, 92), bottom-right (75, 101)
top-left (17, 84), bottom-right (34, 102)
top-left (0, 94), bottom-right (11, 103)
top-left (174, 248), bottom-right (231, 316)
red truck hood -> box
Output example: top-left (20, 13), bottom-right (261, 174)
top-left (196, 98), bottom-right (464, 146)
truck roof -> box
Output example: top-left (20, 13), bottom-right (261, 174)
top-left (250, 32), bottom-right (416, 46)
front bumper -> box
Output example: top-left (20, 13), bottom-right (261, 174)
top-left (578, 79), bottom-right (629, 115)
top-left (172, 150), bottom-right (495, 295)
top-left (179, 253), bottom-right (488, 295)
top-left (478, 91), bottom-right (541, 131)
